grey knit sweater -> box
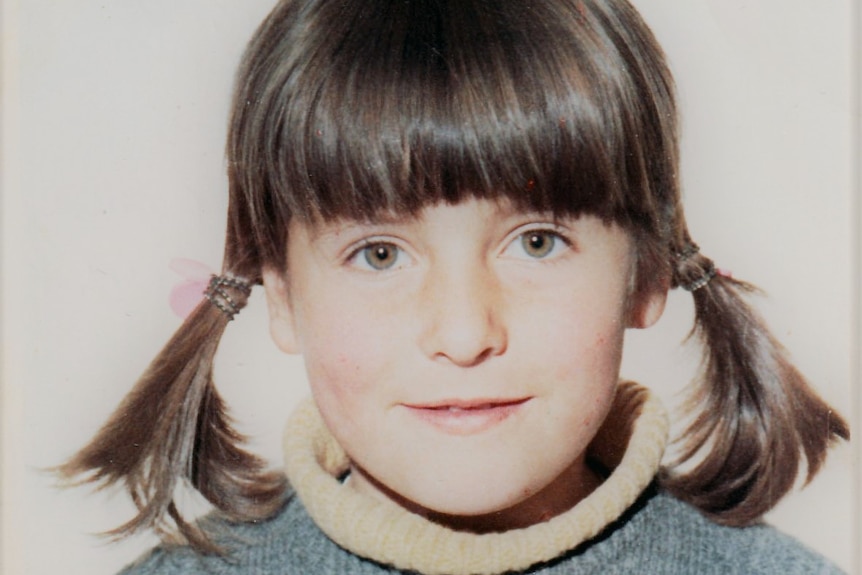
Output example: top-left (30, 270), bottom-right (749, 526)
top-left (120, 488), bottom-right (841, 574)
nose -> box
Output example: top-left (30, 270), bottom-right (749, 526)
top-left (418, 263), bottom-right (507, 367)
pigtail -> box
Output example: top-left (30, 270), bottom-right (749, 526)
top-left (661, 245), bottom-right (849, 525)
top-left (58, 276), bottom-right (287, 552)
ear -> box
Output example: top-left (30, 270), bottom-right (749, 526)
top-left (627, 277), bottom-right (669, 329)
top-left (262, 267), bottom-right (300, 354)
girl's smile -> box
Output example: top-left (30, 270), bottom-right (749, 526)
top-left (400, 396), bottom-right (532, 436)
top-left (263, 198), bottom-right (666, 531)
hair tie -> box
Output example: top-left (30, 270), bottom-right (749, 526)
top-left (674, 242), bottom-right (717, 292)
top-left (681, 266), bottom-right (716, 292)
top-left (205, 274), bottom-right (253, 320)
top-left (673, 242), bottom-right (700, 261)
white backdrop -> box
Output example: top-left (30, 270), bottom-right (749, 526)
top-left (2, 1), bottom-right (856, 573)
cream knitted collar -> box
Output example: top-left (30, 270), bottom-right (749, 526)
top-left (282, 381), bottom-right (669, 575)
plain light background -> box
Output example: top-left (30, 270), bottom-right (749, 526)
top-left (1, 1), bottom-right (857, 574)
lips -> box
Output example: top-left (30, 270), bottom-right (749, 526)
top-left (401, 397), bottom-right (530, 435)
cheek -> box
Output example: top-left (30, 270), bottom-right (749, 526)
top-left (514, 300), bottom-right (624, 433)
top-left (539, 297), bottom-right (627, 382)
top-left (298, 298), bottom-right (398, 417)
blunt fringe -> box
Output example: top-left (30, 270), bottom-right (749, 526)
top-left (63, 0), bottom-right (848, 551)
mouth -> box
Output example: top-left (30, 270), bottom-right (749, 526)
top-left (401, 397), bottom-right (531, 435)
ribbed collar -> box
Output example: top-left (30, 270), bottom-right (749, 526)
top-left (283, 381), bottom-right (668, 575)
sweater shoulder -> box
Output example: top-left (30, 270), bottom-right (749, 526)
top-left (594, 491), bottom-right (843, 575)
top-left (116, 494), bottom-right (313, 575)
top-left (116, 494), bottom-right (393, 575)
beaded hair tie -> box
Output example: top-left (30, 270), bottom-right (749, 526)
top-left (205, 274), bottom-right (253, 320)
top-left (675, 242), bottom-right (717, 292)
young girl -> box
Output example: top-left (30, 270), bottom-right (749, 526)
top-left (58, 0), bottom-right (850, 573)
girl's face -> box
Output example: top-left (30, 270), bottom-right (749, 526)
top-left (264, 198), bottom-right (666, 530)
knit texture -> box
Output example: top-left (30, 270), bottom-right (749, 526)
top-left (119, 382), bottom-right (843, 574)
top-left (119, 491), bottom-right (843, 574)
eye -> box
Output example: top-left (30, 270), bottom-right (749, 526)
top-left (522, 232), bottom-right (556, 258)
top-left (504, 229), bottom-right (569, 260)
top-left (349, 241), bottom-right (410, 271)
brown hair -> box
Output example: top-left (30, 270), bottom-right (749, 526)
top-left (60, 0), bottom-right (849, 550)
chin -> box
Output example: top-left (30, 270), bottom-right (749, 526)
top-left (356, 464), bottom-right (526, 518)
top-left (424, 493), bottom-right (520, 517)
top-left (387, 454), bottom-right (590, 531)
top-left (412, 488), bottom-right (547, 533)
top-left (401, 474), bottom-right (540, 519)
